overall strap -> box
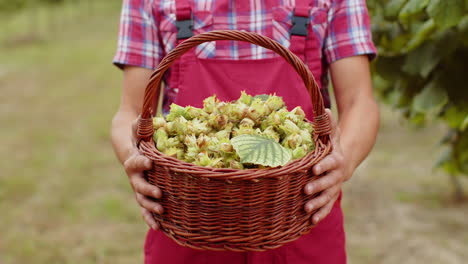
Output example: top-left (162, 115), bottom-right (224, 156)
top-left (169, 0), bottom-right (194, 116)
top-left (175, 0), bottom-right (193, 40)
top-left (289, 0), bottom-right (311, 62)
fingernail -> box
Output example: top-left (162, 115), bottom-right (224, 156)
top-left (154, 206), bottom-right (161, 214)
top-left (306, 184), bottom-right (313, 195)
top-left (153, 190), bottom-right (160, 198)
top-left (313, 216), bottom-right (320, 224)
top-left (306, 203), bottom-right (313, 213)
top-left (315, 165), bottom-right (321, 175)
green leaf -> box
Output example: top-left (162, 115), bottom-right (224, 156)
top-left (389, 34), bottom-right (412, 53)
top-left (373, 56), bottom-right (406, 80)
top-left (412, 78), bottom-right (448, 114)
top-left (458, 15), bottom-right (468, 46)
top-left (427, 0), bottom-right (465, 30)
top-left (458, 15), bottom-right (468, 31)
top-left (409, 111), bottom-right (427, 126)
top-left (402, 42), bottom-right (439, 77)
top-left (405, 19), bottom-right (437, 51)
top-left (438, 130), bottom-right (456, 146)
top-left (372, 74), bottom-right (392, 95)
top-left (385, 0), bottom-right (408, 19)
top-left (399, 0), bottom-right (429, 24)
top-left (454, 131), bottom-right (468, 173)
top-left (435, 130), bottom-right (468, 175)
top-left (443, 105), bottom-right (468, 129)
top-left (461, 116), bottom-right (468, 131)
top-left (231, 135), bottom-right (292, 167)
top-left (435, 147), bottom-right (451, 168)
top-left (436, 148), bottom-right (460, 174)
top-left (252, 94), bottom-right (270, 102)
top-left (390, 78), bottom-right (414, 108)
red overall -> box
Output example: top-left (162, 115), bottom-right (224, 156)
top-left (145, 1), bottom-right (345, 263)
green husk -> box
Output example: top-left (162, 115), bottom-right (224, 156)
top-left (152, 91), bottom-right (315, 169)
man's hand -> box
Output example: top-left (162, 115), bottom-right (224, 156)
top-left (121, 120), bottom-right (164, 230)
top-left (304, 109), bottom-right (347, 224)
top-left (302, 56), bottom-right (380, 225)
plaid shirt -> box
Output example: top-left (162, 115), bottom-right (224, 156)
top-left (113, 0), bottom-right (376, 108)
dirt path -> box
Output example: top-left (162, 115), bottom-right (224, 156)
top-left (343, 108), bottom-right (468, 264)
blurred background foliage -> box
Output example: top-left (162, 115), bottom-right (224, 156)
top-left (0, 0), bottom-right (467, 263)
top-left (368, 0), bottom-right (468, 199)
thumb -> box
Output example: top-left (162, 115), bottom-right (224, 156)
top-left (131, 116), bottom-right (140, 140)
top-left (325, 109), bottom-right (340, 145)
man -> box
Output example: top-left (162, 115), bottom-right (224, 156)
top-left (111, 0), bottom-right (379, 263)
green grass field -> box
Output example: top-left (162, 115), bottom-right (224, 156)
top-left (1, 3), bottom-right (467, 264)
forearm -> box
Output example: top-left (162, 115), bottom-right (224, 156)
top-left (111, 66), bottom-right (153, 165)
top-left (329, 56), bottom-right (380, 181)
top-left (110, 67), bottom-right (162, 230)
top-left (338, 96), bottom-right (379, 181)
top-left (111, 109), bottom-right (139, 165)
top-left (305, 56), bottom-right (379, 222)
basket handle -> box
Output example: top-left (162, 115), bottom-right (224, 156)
top-left (137, 30), bottom-right (331, 143)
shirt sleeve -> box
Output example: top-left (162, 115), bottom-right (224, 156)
top-left (324, 0), bottom-right (377, 64)
top-left (113, 0), bottom-right (163, 70)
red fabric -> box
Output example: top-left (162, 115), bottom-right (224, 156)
top-left (145, 208), bottom-right (345, 263)
top-left (174, 55), bottom-right (316, 120)
top-left (290, 35), bottom-right (306, 62)
top-left (145, 192), bottom-right (345, 264)
top-left (294, 0), bottom-right (310, 17)
top-left (175, 0), bottom-right (191, 20)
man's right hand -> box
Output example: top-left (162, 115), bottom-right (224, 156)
top-left (124, 150), bottom-right (163, 230)
top-left (123, 121), bottom-right (164, 230)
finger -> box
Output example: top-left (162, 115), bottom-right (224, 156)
top-left (325, 109), bottom-right (336, 132)
top-left (131, 117), bottom-right (139, 140)
top-left (311, 195), bottom-right (337, 224)
top-left (124, 154), bottom-right (152, 172)
top-left (312, 154), bottom-right (342, 176)
top-left (141, 207), bottom-right (159, 230)
top-left (325, 109), bottom-right (340, 144)
top-left (131, 174), bottom-right (162, 199)
top-left (304, 170), bottom-right (341, 195)
top-left (305, 185), bottom-right (340, 213)
top-left (136, 193), bottom-right (164, 214)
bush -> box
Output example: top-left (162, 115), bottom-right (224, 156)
top-left (368, 0), bottom-right (468, 195)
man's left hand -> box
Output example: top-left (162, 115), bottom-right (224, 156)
top-left (304, 109), bottom-right (349, 224)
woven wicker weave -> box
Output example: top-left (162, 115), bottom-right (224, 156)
top-left (136, 30), bottom-right (332, 252)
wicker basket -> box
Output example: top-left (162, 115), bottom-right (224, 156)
top-left (136, 30), bottom-right (332, 252)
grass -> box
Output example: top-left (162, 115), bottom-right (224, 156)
top-left (0, 2), bottom-right (145, 263)
top-left (1, 3), bottom-right (467, 264)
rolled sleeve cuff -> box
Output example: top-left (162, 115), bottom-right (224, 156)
top-left (113, 51), bottom-right (157, 70)
top-left (325, 42), bottom-right (377, 64)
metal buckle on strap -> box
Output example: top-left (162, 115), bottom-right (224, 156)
top-left (291, 15), bottom-right (309, 36)
top-left (176, 19), bottom-right (193, 39)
